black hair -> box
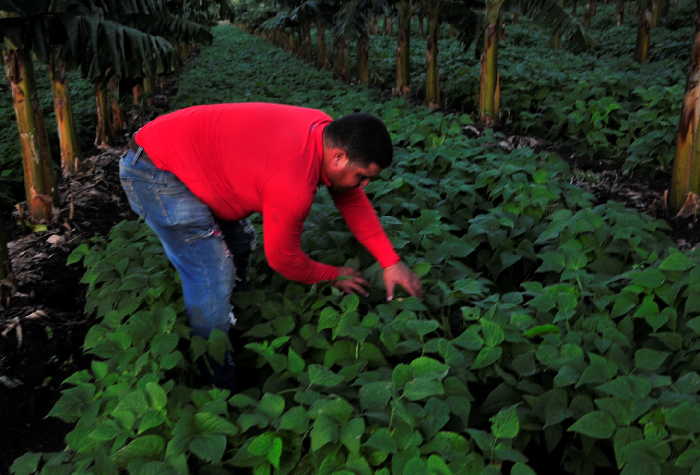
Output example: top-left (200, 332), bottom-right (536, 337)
top-left (323, 112), bottom-right (393, 169)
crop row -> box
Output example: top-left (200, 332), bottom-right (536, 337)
top-left (12, 24), bottom-right (700, 475)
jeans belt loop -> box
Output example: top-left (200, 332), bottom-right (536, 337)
top-left (134, 146), bottom-right (144, 163)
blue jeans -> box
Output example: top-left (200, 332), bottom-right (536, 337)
top-left (118, 148), bottom-right (254, 339)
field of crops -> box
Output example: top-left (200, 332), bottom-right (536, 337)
top-left (9, 15), bottom-right (700, 474)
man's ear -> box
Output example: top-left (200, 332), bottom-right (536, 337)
top-left (332, 148), bottom-right (349, 166)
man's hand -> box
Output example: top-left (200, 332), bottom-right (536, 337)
top-left (383, 261), bottom-right (423, 301)
top-left (333, 267), bottom-right (369, 296)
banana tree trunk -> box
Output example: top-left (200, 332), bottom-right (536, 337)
top-left (480, 0), bottom-right (504, 127)
top-left (317, 23), bottom-right (328, 68)
top-left (635, 0), bottom-right (652, 62)
top-left (143, 76), bottom-right (154, 105)
top-left (357, 32), bottom-right (370, 85)
top-left (617, 0), bottom-right (625, 25)
top-left (669, 4), bottom-right (700, 214)
top-left (584, 0), bottom-right (597, 25)
top-left (651, 0), bottom-right (665, 26)
top-left (425, 2), bottom-right (442, 109)
top-left (108, 76), bottom-right (124, 137)
top-left (94, 78), bottom-right (111, 148)
top-left (3, 40), bottom-right (55, 221)
top-left (48, 51), bottom-right (80, 176)
top-left (132, 83), bottom-right (143, 105)
top-left (334, 36), bottom-right (348, 81)
top-left (395, 0), bottom-right (411, 96)
top-left (301, 21), bottom-right (312, 61)
top-left (0, 215), bottom-right (12, 282)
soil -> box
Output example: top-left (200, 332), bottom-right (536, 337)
top-left (1, 81), bottom-right (699, 475)
top-left (0, 95), bottom-right (171, 473)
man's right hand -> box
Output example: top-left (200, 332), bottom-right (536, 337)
top-left (332, 267), bottom-right (369, 297)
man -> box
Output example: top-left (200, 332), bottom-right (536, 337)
top-left (119, 102), bottom-right (422, 387)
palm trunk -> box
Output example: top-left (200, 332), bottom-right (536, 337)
top-left (635, 0), bottom-right (652, 62)
top-left (318, 23), bottom-right (328, 68)
top-left (108, 76), bottom-right (124, 139)
top-left (48, 51), bottom-right (80, 176)
top-left (480, 0), bottom-right (504, 127)
top-left (669, 1), bottom-right (700, 214)
top-left (425, 2), bottom-right (442, 109)
top-left (94, 78), bottom-right (111, 148)
top-left (395, 0), bottom-right (411, 96)
top-left (357, 32), bottom-right (370, 85)
top-left (3, 40), bottom-right (55, 221)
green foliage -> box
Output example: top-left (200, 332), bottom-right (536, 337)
top-left (15, 20), bottom-right (700, 475)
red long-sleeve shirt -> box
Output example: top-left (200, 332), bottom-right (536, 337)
top-left (135, 102), bottom-right (400, 284)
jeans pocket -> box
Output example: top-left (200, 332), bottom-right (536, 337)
top-left (120, 178), bottom-right (145, 217)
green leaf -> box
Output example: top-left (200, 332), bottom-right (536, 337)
top-left (145, 382), bottom-right (167, 411)
top-left (113, 435), bottom-right (165, 466)
top-left (664, 402), bottom-right (700, 432)
top-left (279, 406), bottom-right (309, 434)
top-left (359, 381), bottom-right (392, 411)
top-left (409, 356), bottom-right (449, 379)
top-left (194, 412), bottom-right (238, 436)
top-left (658, 251), bottom-right (693, 271)
top-left (248, 432), bottom-right (275, 456)
top-left (490, 405), bottom-right (520, 439)
top-left (308, 365), bottom-right (344, 387)
top-left (10, 452), bottom-right (41, 475)
top-left (511, 463), bottom-right (537, 475)
top-left (453, 325), bottom-right (483, 351)
top-left (523, 324), bottom-right (560, 338)
top-left (288, 347), bottom-right (306, 373)
top-left (340, 417), bottom-right (365, 454)
top-left (634, 349), bottom-right (669, 372)
top-left (268, 436), bottom-right (283, 469)
top-left (481, 319), bottom-right (505, 347)
top-left (259, 393), bottom-right (285, 420)
top-left (631, 268), bottom-right (665, 289)
top-left (341, 294), bottom-right (360, 313)
top-left (318, 307), bottom-right (339, 331)
top-left (597, 376), bottom-right (652, 401)
top-left (427, 454), bottom-right (452, 475)
top-left (568, 411), bottom-right (616, 439)
top-left (365, 427), bottom-right (397, 453)
top-left (47, 385), bottom-right (96, 423)
top-left (472, 346), bottom-right (502, 369)
top-left (413, 262), bottom-right (431, 277)
top-left (207, 329), bottom-right (231, 365)
top-left (311, 415), bottom-right (338, 452)
top-left (189, 434), bottom-right (226, 463)
top-left (404, 377), bottom-right (444, 401)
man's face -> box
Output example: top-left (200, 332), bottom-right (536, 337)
top-left (326, 154), bottom-right (382, 193)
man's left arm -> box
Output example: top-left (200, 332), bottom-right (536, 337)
top-left (331, 188), bottom-right (422, 300)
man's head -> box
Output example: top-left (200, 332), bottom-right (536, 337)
top-left (322, 112), bottom-right (393, 192)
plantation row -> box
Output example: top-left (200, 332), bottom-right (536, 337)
top-left (12, 25), bottom-right (700, 474)
top-left (239, 0), bottom-right (694, 176)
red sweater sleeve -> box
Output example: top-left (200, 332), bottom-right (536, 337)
top-left (331, 188), bottom-right (401, 268)
top-left (262, 183), bottom-right (340, 284)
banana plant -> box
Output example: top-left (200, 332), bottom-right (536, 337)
top-left (0, 5), bottom-right (56, 222)
top-left (669, 3), bottom-right (700, 215)
top-left (334, 0), bottom-right (388, 84)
